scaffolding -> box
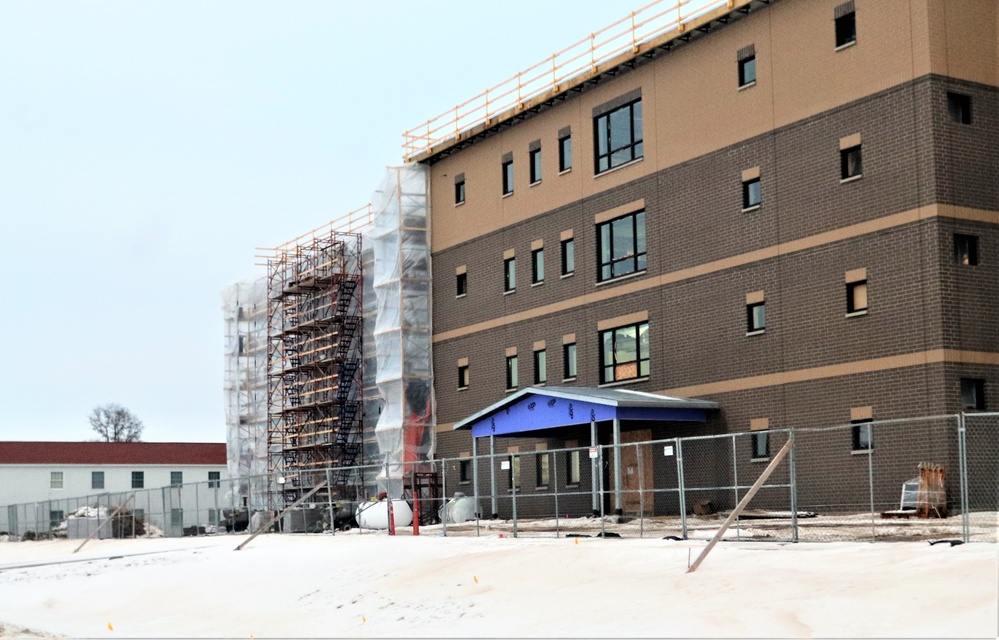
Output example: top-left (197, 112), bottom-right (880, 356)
top-left (262, 216), bottom-right (367, 509)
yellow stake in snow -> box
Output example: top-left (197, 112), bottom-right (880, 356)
top-left (473, 575), bottom-right (478, 583)
top-left (107, 622), bottom-right (113, 631)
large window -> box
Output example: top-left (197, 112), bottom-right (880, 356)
top-left (92, 471), bottom-right (105, 490)
top-left (600, 321), bottom-right (650, 384)
top-left (594, 98), bottom-right (643, 174)
top-left (598, 210), bottom-right (646, 282)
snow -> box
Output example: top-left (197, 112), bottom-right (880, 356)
top-left (0, 528), bottom-right (994, 638)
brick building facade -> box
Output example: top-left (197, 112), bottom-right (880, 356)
top-left (410, 0), bottom-right (998, 515)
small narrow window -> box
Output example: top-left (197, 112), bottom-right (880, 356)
top-left (536, 453), bottom-right (550, 487)
top-left (531, 248), bottom-right (544, 284)
top-left (459, 460), bottom-right (472, 483)
top-left (506, 355), bottom-right (519, 390)
top-left (534, 349), bottom-right (547, 385)
top-left (559, 134), bottom-right (572, 172)
top-left (92, 471), bottom-right (105, 489)
top-left (563, 343), bottom-right (577, 380)
top-left (738, 55), bottom-right (756, 88)
top-left (237, 335), bottom-right (246, 355)
top-left (458, 364), bottom-right (470, 389)
top-left (131, 471), bottom-right (145, 489)
top-left (502, 159), bottom-right (514, 195)
top-left (841, 145), bottom-right (863, 180)
top-left (456, 272), bottom-right (468, 297)
top-left (455, 175), bottom-right (466, 205)
top-left (566, 450), bottom-right (581, 485)
top-left (529, 147), bottom-right (542, 184)
top-left (751, 431), bottom-right (769, 459)
top-left (852, 419), bottom-right (873, 451)
top-left (208, 471), bottom-right (221, 488)
top-left (171, 471), bottom-right (183, 486)
top-left (504, 257), bottom-right (516, 292)
top-left (50, 471), bottom-right (64, 490)
top-left (947, 92), bottom-right (972, 125)
top-left (961, 378), bottom-right (986, 411)
top-left (835, 6), bottom-right (857, 49)
top-left (954, 234), bottom-right (979, 266)
top-left (742, 176), bottom-right (761, 209)
top-left (561, 238), bottom-right (575, 276)
top-left (747, 301), bottom-right (766, 333)
top-left (847, 280), bottom-right (868, 314)
top-left (509, 455), bottom-right (521, 490)
top-left (208, 509), bottom-right (219, 525)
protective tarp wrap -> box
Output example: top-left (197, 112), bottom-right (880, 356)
top-left (367, 164), bottom-right (435, 495)
top-left (221, 278), bottom-right (269, 509)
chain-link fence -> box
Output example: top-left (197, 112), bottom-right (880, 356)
top-left (2, 414), bottom-right (995, 543)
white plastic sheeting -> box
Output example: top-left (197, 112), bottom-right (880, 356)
top-left (367, 164), bottom-right (436, 494)
top-left (221, 278), bottom-right (269, 508)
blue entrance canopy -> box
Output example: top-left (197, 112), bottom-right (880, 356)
top-left (453, 386), bottom-right (717, 439)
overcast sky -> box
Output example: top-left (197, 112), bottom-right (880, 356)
top-left (0, 1), bottom-right (691, 443)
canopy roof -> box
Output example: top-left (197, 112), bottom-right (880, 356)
top-left (453, 387), bottom-right (717, 439)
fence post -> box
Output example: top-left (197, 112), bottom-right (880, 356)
top-left (676, 438), bottom-right (687, 540)
top-left (472, 437), bottom-right (480, 520)
top-left (511, 454), bottom-right (518, 538)
top-left (553, 452), bottom-right (560, 539)
top-left (442, 460), bottom-right (448, 537)
top-left (731, 436), bottom-right (740, 540)
top-left (867, 430), bottom-right (876, 542)
top-left (788, 430), bottom-right (798, 543)
top-left (958, 414), bottom-right (970, 543)
top-left (637, 443), bottom-right (644, 539)
top-left (195, 481), bottom-right (200, 536)
top-left (489, 435), bottom-right (498, 519)
top-left (325, 468), bottom-right (334, 536)
top-left (598, 446), bottom-right (605, 538)
top-left (590, 420), bottom-right (599, 516)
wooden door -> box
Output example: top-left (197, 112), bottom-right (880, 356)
top-left (617, 429), bottom-right (654, 515)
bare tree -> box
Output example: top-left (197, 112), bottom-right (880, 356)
top-left (89, 404), bottom-right (144, 442)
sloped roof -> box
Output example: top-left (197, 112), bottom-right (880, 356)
top-left (0, 442), bottom-right (226, 466)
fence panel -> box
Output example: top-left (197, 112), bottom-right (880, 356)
top-left (964, 412), bottom-right (999, 542)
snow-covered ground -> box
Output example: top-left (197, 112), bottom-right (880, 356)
top-left (0, 530), bottom-right (995, 638)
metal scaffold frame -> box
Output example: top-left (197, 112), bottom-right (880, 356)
top-left (262, 225), bottom-right (365, 509)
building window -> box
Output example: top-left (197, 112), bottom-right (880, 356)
top-left (534, 349), bottom-right (547, 385)
top-left (237, 335), bottom-right (246, 355)
top-left (50, 471), bottom-right (64, 490)
top-left (841, 145), bottom-right (863, 180)
top-left (208, 509), bottom-right (220, 525)
top-left (954, 234), bottom-right (979, 266)
top-left (594, 98), bottom-right (643, 174)
top-left (131, 471), bottom-right (144, 489)
top-left (738, 54), bottom-right (756, 88)
top-left (508, 455), bottom-right (521, 490)
top-left (171, 471), bottom-right (183, 486)
top-left (847, 280), bottom-right (868, 314)
top-left (561, 238), bottom-right (575, 276)
top-left (455, 175), bottom-right (466, 205)
top-left (531, 248), bottom-right (544, 284)
top-left (961, 378), bottom-right (986, 411)
top-left (600, 321), bottom-right (650, 384)
top-left (566, 450), bottom-right (581, 485)
top-left (502, 159), bottom-right (514, 195)
top-left (459, 460), bottom-right (471, 483)
top-left (563, 343), bottom-right (577, 380)
top-left (92, 471), bottom-right (105, 490)
top-left (947, 92), bottom-right (972, 125)
top-left (536, 453), bottom-right (550, 487)
top-left (751, 431), bottom-right (769, 459)
top-left (458, 364), bottom-right (470, 389)
top-left (504, 257), bottom-right (516, 292)
top-left (456, 272), bottom-right (468, 297)
top-left (208, 471), bottom-right (221, 488)
top-left (598, 210), bottom-right (646, 282)
top-left (506, 355), bottom-right (519, 390)
top-left (747, 301), bottom-right (766, 333)
top-left (559, 134), bottom-right (572, 172)
top-left (49, 510), bottom-right (65, 529)
top-left (529, 146), bottom-right (542, 184)
top-left (742, 176), bottom-right (761, 210)
top-left (835, 3), bottom-right (857, 49)
top-left (852, 419), bottom-right (873, 451)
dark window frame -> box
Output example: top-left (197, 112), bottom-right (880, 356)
top-left (835, 9), bottom-right (857, 49)
top-left (534, 349), bottom-right (547, 385)
top-left (502, 159), bottom-right (514, 195)
top-left (566, 450), bottom-right (581, 485)
top-left (961, 378), bottom-right (986, 411)
top-left (599, 321), bottom-right (650, 385)
top-left (508, 455), bottom-right (521, 490)
top-left (593, 98), bottom-right (643, 174)
top-left (504, 257), bottom-right (516, 293)
top-left (458, 364), bottom-right (469, 389)
top-left (459, 460), bottom-right (472, 483)
top-left (506, 355), bottom-right (518, 390)
top-left (742, 176), bottom-right (761, 209)
top-left (208, 471), bottom-right (221, 489)
top-left (170, 471), bottom-right (183, 486)
top-left (751, 431), bottom-right (770, 459)
top-left (563, 342), bottom-right (577, 380)
top-left (529, 147), bottom-right (542, 184)
top-left (841, 145), bottom-right (863, 180)
top-left (851, 419), bottom-right (873, 451)
top-left (131, 471), bottom-right (145, 489)
top-left (747, 301), bottom-right (766, 333)
top-left (847, 280), bottom-right (868, 314)
top-left (954, 234), bottom-right (979, 266)
top-left (536, 452), bottom-right (550, 487)
top-left (531, 248), bottom-right (545, 284)
top-left (738, 55), bottom-right (757, 88)
top-left (456, 271), bottom-right (468, 297)
top-left (455, 177), bottom-right (466, 205)
top-left (947, 92), bottom-right (972, 125)
top-left (561, 238), bottom-right (575, 276)
top-left (597, 210), bottom-right (647, 282)
top-left (92, 470), bottom-right (105, 490)
top-left (559, 135), bottom-right (572, 172)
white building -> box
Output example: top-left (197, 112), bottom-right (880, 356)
top-left (0, 441), bottom-right (229, 536)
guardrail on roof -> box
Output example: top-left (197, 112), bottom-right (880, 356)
top-left (402, 0), bottom-right (738, 162)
